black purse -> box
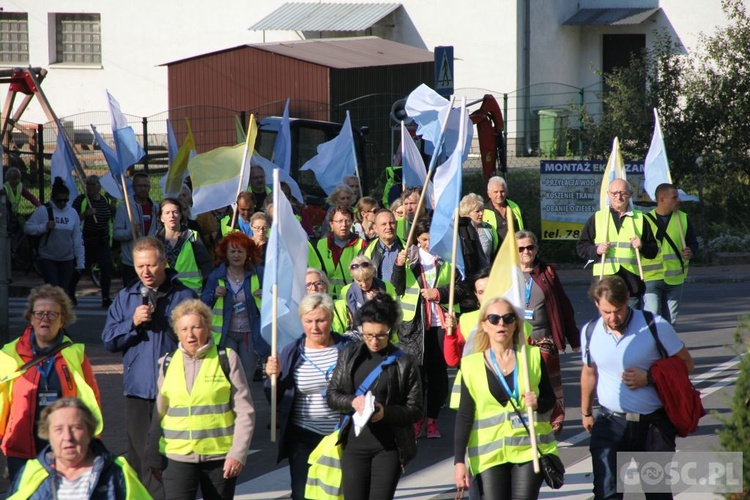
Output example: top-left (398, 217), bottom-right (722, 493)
top-left (494, 362), bottom-right (565, 490)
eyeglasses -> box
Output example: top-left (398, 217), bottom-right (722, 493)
top-left (349, 262), bottom-right (372, 271)
top-left (485, 313), bottom-right (516, 326)
top-left (362, 333), bottom-right (389, 341)
top-left (251, 226), bottom-right (268, 233)
top-left (32, 310), bottom-right (61, 321)
top-left (518, 244), bottom-right (536, 253)
top-left (306, 281), bottom-right (325, 289)
top-left (608, 191), bottom-right (631, 198)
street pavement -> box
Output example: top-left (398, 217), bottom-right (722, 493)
top-left (1, 263), bottom-right (748, 498)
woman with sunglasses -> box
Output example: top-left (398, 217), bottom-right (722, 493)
top-left (517, 230), bottom-right (580, 434)
top-left (339, 256), bottom-right (397, 333)
top-left (327, 294), bottom-right (423, 500)
top-left (454, 297), bottom-right (558, 499)
top-left (24, 177), bottom-right (84, 296)
top-left (0, 284), bottom-right (102, 483)
top-left (264, 293), bottom-right (352, 500)
top-left (352, 196), bottom-right (380, 241)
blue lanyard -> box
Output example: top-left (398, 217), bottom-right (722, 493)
top-left (525, 279), bottom-right (533, 307)
top-left (488, 348), bottom-right (519, 403)
top-left (300, 352), bottom-right (335, 382)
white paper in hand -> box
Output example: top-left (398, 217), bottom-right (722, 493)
top-left (353, 391), bottom-right (376, 437)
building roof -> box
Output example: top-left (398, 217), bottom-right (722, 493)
top-left (562, 8), bottom-right (659, 26)
top-left (249, 3), bottom-right (401, 32)
top-left (161, 37), bottom-right (433, 69)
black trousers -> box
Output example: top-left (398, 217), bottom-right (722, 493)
top-left (477, 461), bottom-right (543, 500)
top-left (342, 435), bottom-right (401, 500)
top-left (421, 326), bottom-right (449, 419)
top-left (162, 458), bottom-right (236, 500)
top-left (126, 396), bottom-right (164, 499)
top-left (285, 424), bottom-right (327, 500)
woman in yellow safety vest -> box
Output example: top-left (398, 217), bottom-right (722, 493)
top-left (155, 198), bottom-right (213, 294)
top-left (453, 297), bottom-right (559, 499)
top-left (148, 299), bottom-right (255, 500)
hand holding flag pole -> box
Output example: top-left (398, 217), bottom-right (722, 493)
top-left (229, 116), bottom-right (256, 231)
top-left (630, 217), bottom-right (644, 279)
top-left (446, 207), bottom-right (460, 336)
top-left (404, 96), bottom-right (456, 250)
top-left (521, 340), bottom-right (540, 473)
top-left (270, 169), bottom-right (280, 443)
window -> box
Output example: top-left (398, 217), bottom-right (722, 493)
top-left (55, 13), bottom-right (101, 64)
top-left (0, 13), bottom-right (29, 65)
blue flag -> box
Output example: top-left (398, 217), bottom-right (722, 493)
top-left (50, 130), bottom-right (79, 201)
top-left (261, 170), bottom-right (309, 351)
top-left (272, 98), bottom-right (292, 173)
top-left (105, 90), bottom-right (145, 176)
top-left (429, 101), bottom-right (467, 279)
top-left (401, 121), bottom-right (434, 207)
top-left (300, 111), bottom-right (356, 195)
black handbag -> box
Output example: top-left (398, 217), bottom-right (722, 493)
top-left (492, 361), bottom-right (566, 490)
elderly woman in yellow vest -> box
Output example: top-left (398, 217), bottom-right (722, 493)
top-left (453, 297), bottom-right (558, 499)
top-left (0, 285), bottom-right (102, 484)
top-left (8, 397), bottom-right (148, 499)
top-left (155, 198), bottom-right (212, 294)
top-left (201, 232), bottom-right (269, 383)
top-left (148, 299), bottom-right (255, 500)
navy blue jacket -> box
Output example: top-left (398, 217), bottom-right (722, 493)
top-left (200, 263), bottom-right (270, 358)
top-left (264, 332), bottom-right (352, 463)
top-left (101, 269), bottom-right (196, 399)
top-left (8, 439), bottom-right (142, 499)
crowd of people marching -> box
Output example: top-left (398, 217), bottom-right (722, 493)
top-left (1, 164), bottom-right (697, 499)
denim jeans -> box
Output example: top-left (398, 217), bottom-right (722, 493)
top-left (589, 410), bottom-right (676, 499)
top-left (644, 280), bottom-right (683, 325)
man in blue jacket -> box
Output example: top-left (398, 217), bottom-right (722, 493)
top-left (101, 236), bottom-right (195, 497)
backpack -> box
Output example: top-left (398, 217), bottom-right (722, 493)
top-left (584, 310), bottom-right (665, 367)
top-left (163, 347), bottom-right (230, 381)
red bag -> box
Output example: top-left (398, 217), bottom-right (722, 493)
top-left (650, 356), bottom-right (706, 437)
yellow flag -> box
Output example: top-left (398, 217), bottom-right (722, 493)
top-left (163, 118), bottom-right (196, 197)
top-left (599, 137), bottom-right (626, 210)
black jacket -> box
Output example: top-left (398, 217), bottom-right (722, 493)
top-left (326, 341), bottom-right (423, 467)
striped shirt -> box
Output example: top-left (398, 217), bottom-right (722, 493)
top-left (56, 468), bottom-right (94, 499)
top-left (292, 345), bottom-right (340, 435)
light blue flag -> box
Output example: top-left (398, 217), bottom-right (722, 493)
top-left (272, 98), bottom-right (292, 173)
top-left (166, 119), bottom-right (178, 165)
top-left (299, 111), bottom-right (356, 195)
top-left (400, 121), bottom-right (435, 208)
top-left (253, 151), bottom-right (304, 204)
top-left (429, 102), bottom-right (467, 279)
top-left (106, 90), bottom-right (145, 176)
top-left (261, 170), bottom-right (309, 351)
top-left (405, 84), bottom-right (472, 163)
top-left (91, 125), bottom-right (121, 176)
top-left (50, 130), bottom-right (79, 201)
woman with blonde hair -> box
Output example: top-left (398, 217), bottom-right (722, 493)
top-left (453, 297), bottom-right (559, 499)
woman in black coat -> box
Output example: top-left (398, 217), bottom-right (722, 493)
top-left (326, 295), bottom-right (423, 500)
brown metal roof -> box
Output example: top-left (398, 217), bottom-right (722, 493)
top-left (249, 3), bottom-right (401, 32)
top-left (249, 36), bottom-right (433, 69)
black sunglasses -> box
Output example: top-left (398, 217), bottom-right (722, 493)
top-left (485, 313), bottom-right (516, 326)
top-left (518, 244), bottom-right (536, 253)
top-left (350, 262), bottom-right (372, 271)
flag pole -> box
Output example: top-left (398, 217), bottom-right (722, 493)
top-left (521, 341), bottom-right (540, 473)
top-left (446, 207), bottom-right (460, 336)
top-left (347, 111), bottom-right (364, 199)
top-left (270, 168), bottom-right (280, 443)
top-left (630, 217), bottom-right (644, 279)
top-left (119, 173), bottom-right (138, 242)
top-left (230, 115), bottom-right (254, 230)
top-left (405, 96), bottom-right (456, 249)
top-left (599, 208), bottom-right (610, 280)
top-left (56, 123), bottom-right (96, 223)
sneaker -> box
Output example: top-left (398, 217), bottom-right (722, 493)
top-left (413, 418), bottom-right (424, 439)
top-left (426, 418), bottom-right (441, 439)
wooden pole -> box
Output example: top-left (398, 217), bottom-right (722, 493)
top-left (599, 208), bottom-right (610, 280)
top-left (446, 207), bottom-right (460, 336)
top-left (630, 216), bottom-right (644, 279)
top-left (520, 343), bottom-right (540, 473)
top-left (119, 173), bottom-right (138, 242)
top-left (230, 118), bottom-right (253, 231)
top-left (270, 168), bottom-right (280, 443)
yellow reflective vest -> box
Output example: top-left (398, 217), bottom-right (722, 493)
top-left (4, 182), bottom-right (23, 214)
top-left (159, 347), bottom-right (234, 456)
top-left (482, 199), bottom-right (524, 251)
top-left (172, 230), bottom-right (203, 293)
top-left (459, 348), bottom-right (558, 475)
top-left (210, 276), bottom-right (261, 344)
top-left (592, 209), bottom-right (643, 277)
top-left (642, 210), bottom-right (689, 285)
top-left (308, 238), bottom-right (364, 298)
top-left (305, 431), bottom-right (344, 500)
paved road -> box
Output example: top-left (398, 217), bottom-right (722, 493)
top-left (2, 280), bottom-right (747, 498)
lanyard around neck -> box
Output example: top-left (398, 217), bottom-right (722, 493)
top-left (488, 348), bottom-right (519, 403)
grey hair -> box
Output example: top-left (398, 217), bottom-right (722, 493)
top-left (37, 397), bottom-right (99, 440)
top-left (487, 176), bottom-right (508, 190)
top-left (298, 292), bottom-right (334, 319)
top-left (515, 230), bottom-right (538, 245)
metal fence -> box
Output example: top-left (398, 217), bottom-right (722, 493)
top-left (4, 81), bottom-right (606, 211)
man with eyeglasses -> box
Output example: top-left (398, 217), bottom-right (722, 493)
top-left (308, 207), bottom-right (366, 299)
top-left (576, 179), bottom-right (658, 308)
top-left (114, 172), bottom-right (159, 287)
top-left (482, 176), bottom-right (525, 247)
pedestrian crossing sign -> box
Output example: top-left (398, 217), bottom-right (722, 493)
top-left (434, 46), bottom-right (454, 96)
